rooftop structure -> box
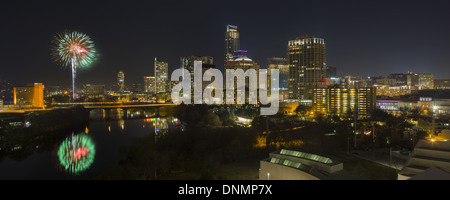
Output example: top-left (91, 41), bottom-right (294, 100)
top-left (398, 139), bottom-right (450, 180)
top-left (260, 149), bottom-right (363, 180)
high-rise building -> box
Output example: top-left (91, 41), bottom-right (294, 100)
top-left (313, 87), bottom-right (328, 114)
top-left (13, 83), bottom-right (44, 108)
top-left (268, 57), bottom-right (289, 101)
top-left (117, 71), bottom-right (125, 92)
top-left (313, 85), bottom-right (376, 119)
top-left (180, 55), bottom-right (214, 72)
top-left (224, 25), bottom-right (240, 66)
top-left (143, 76), bottom-right (156, 93)
top-left (356, 87), bottom-right (377, 119)
top-left (225, 56), bottom-right (260, 76)
top-left (154, 57), bottom-right (169, 94)
top-left (180, 55), bottom-right (216, 92)
top-left (225, 55), bottom-right (260, 104)
top-left (407, 72), bottom-right (419, 90)
top-left (268, 57), bottom-right (289, 89)
top-left (288, 35), bottom-right (327, 100)
top-left (85, 84), bottom-right (105, 96)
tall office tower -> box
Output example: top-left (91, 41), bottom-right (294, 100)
top-left (143, 76), bottom-right (156, 93)
top-left (418, 73), bottom-right (434, 90)
top-left (117, 70), bottom-right (125, 92)
top-left (13, 83), bottom-right (44, 108)
top-left (288, 35), bottom-right (326, 99)
top-left (180, 55), bottom-right (215, 92)
top-left (154, 57), bottom-right (169, 94)
top-left (224, 25), bottom-right (240, 66)
top-left (180, 55), bottom-right (214, 72)
top-left (268, 57), bottom-right (289, 100)
top-left (225, 55), bottom-right (260, 74)
top-left (225, 55), bottom-right (260, 104)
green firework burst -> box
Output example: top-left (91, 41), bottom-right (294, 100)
top-left (57, 133), bottom-right (96, 175)
top-left (51, 30), bottom-right (97, 68)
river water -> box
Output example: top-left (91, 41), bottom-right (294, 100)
top-left (0, 108), bottom-right (181, 180)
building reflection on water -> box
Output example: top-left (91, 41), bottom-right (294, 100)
top-left (89, 108), bottom-right (182, 142)
top-left (0, 108), bottom-right (182, 178)
top-left (90, 108), bottom-right (160, 121)
top-left (142, 117), bottom-right (181, 142)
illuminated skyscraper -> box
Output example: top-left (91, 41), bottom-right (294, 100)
top-left (154, 58), bottom-right (168, 94)
top-left (224, 25), bottom-right (240, 66)
top-left (181, 55), bottom-right (214, 71)
top-left (180, 55), bottom-right (215, 91)
top-left (313, 88), bottom-right (328, 114)
top-left (143, 76), bottom-right (155, 93)
top-left (225, 55), bottom-right (260, 104)
top-left (356, 87), bottom-right (377, 119)
top-left (13, 83), bottom-right (44, 108)
top-left (225, 56), bottom-right (260, 76)
top-left (288, 35), bottom-right (326, 99)
top-left (313, 85), bottom-right (376, 119)
top-left (117, 70), bottom-right (125, 92)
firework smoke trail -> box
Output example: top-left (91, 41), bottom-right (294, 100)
top-left (51, 31), bottom-right (96, 100)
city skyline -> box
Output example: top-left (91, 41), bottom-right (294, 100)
top-left (2, 0), bottom-right (450, 182)
top-left (1, 0), bottom-right (450, 88)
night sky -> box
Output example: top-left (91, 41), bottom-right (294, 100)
top-left (1, 0), bottom-right (449, 88)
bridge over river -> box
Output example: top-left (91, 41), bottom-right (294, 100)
top-left (81, 103), bottom-right (176, 110)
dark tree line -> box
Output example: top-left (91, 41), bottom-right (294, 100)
top-left (114, 126), bottom-right (265, 180)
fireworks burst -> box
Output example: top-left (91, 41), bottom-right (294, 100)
top-left (51, 30), bottom-right (97, 68)
top-left (51, 30), bottom-right (97, 100)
